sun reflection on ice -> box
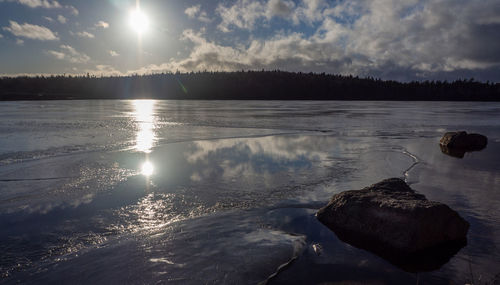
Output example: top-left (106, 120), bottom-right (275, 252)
top-left (141, 161), bottom-right (154, 176)
top-left (133, 100), bottom-right (157, 153)
top-left (131, 100), bottom-right (158, 178)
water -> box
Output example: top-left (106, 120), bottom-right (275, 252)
top-left (0, 100), bottom-right (499, 284)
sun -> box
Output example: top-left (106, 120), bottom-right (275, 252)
top-left (129, 8), bottom-right (149, 35)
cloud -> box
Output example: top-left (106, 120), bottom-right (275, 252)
top-left (109, 50), bottom-right (119, 57)
top-left (16, 38), bottom-right (24, 45)
top-left (2, 21), bottom-right (58, 40)
top-left (216, 0), bottom-right (266, 32)
top-left (294, 0), bottom-right (327, 24)
top-left (216, 0), bottom-right (320, 32)
top-left (339, 0), bottom-right (500, 76)
top-left (74, 31), bottom-right (94, 38)
top-left (119, 28), bottom-right (351, 75)
top-left (15, 0), bottom-right (495, 81)
top-left (267, 0), bottom-right (295, 18)
top-left (184, 5), bottom-right (200, 18)
top-left (47, 45), bottom-right (90, 63)
top-left (197, 11), bottom-right (212, 23)
top-left (0, 34), bottom-right (3, 38)
top-left (15, 0), bottom-right (61, 8)
top-left (95, 21), bottom-right (109, 29)
top-left (160, 0), bottom-right (499, 81)
top-left (6, 0), bottom-right (78, 16)
top-left (57, 15), bottom-right (67, 24)
top-left (67, 5), bottom-right (78, 16)
top-left (185, 4), bottom-right (212, 23)
top-left (85, 64), bottom-right (123, 76)
top-left (47, 50), bottom-right (64, 59)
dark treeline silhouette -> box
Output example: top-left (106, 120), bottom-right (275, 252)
top-left (1, 70), bottom-right (499, 101)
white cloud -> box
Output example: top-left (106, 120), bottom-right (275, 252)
top-left (95, 21), bottom-right (109, 29)
top-left (5, 0), bottom-right (79, 16)
top-left (185, 5), bottom-right (200, 18)
top-left (74, 31), bottom-right (94, 38)
top-left (0, 34), bottom-right (3, 38)
top-left (122, 28), bottom-right (350, 75)
top-left (43, 16), bottom-right (54, 22)
top-left (2, 21), bottom-right (58, 40)
top-left (216, 0), bottom-right (322, 32)
top-left (85, 64), bottom-right (123, 76)
top-left (197, 11), bottom-right (212, 23)
top-left (57, 15), bottom-right (67, 24)
top-left (67, 5), bottom-right (78, 16)
top-left (60, 45), bottom-right (90, 63)
top-left (47, 50), bottom-right (64, 59)
top-left (15, 0), bottom-right (61, 8)
top-left (294, 0), bottom-right (326, 24)
top-left (16, 38), bottom-right (24, 45)
top-left (216, 0), bottom-right (266, 32)
top-left (109, 50), bottom-right (119, 57)
top-left (47, 45), bottom-right (90, 63)
top-left (185, 4), bottom-right (212, 23)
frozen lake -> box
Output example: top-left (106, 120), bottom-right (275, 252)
top-left (1, 100), bottom-right (499, 284)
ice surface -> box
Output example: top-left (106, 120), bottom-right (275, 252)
top-left (1, 100), bottom-right (500, 284)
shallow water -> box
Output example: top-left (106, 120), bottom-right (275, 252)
top-left (0, 100), bottom-right (499, 284)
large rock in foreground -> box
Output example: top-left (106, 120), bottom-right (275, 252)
top-left (317, 178), bottom-right (469, 261)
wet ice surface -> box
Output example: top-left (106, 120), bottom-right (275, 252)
top-left (1, 100), bottom-right (500, 284)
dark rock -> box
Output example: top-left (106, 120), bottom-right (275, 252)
top-left (440, 131), bottom-right (488, 151)
top-left (439, 144), bottom-right (466, 158)
top-left (439, 131), bottom-right (487, 158)
top-left (316, 178), bottom-right (469, 272)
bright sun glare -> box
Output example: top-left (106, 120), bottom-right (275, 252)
top-left (129, 8), bottom-right (149, 34)
top-left (141, 161), bottom-right (154, 176)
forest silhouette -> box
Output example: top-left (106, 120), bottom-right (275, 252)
top-left (1, 71), bottom-right (498, 101)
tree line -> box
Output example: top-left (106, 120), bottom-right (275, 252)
top-left (0, 70), bottom-right (499, 101)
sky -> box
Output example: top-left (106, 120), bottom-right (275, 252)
top-left (0, 0), bottom-right (499, 82)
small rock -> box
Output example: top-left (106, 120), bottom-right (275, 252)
top-left (312, 243), bottom-right (323, 256)
top-left (440, 131), bottom-right (487, 151)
